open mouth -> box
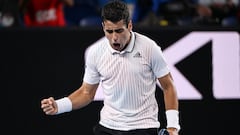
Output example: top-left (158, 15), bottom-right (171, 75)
top-left (112, 43), bottom-right (121, 51)
top-left (113, 43), bottom-right (120, 47)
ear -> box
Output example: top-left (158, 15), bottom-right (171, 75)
top-left (128, 20), bottom-right (133, 31)
top-left (102, 22), bottom-right (104, 28)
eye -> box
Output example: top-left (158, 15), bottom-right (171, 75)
top-left (106, 30), bottom-right (113, 34)
top-left (115, 29), bottom-right (124, 33)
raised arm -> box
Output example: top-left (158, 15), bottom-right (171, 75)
top-left (41, 82), bottom-right (99, 115)
top-left (69, 82), bottom-right (99, 110)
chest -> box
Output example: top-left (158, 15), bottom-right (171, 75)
top-left (97, 51), bottom-right (151, 79)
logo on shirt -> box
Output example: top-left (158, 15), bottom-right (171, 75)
top-left (133, 52), bottom-right (142, 58)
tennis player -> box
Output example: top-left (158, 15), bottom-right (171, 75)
top-left (41, 1), bottom-right (181, 135)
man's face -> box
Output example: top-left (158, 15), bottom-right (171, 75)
top-left (102, 20), bottom-right (132, 51)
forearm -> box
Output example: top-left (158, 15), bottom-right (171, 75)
top-left (163, 86), bottom-right (179, 110)
top-left (68, 87), bottom-right (96, 110)
top-left (160, 74), bottom-right (180, 132)
top-left (54, 83), bottom-right (98, 114)
top-left (164, 87), bottom-right (181, 132)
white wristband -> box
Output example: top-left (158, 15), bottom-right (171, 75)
top-left (55, 97), bottom-right (72, 114)
top-left (166, 110), bottom-right (181, 131)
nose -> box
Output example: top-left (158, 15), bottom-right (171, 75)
top-left (112, 32), bottom-right (118, 42)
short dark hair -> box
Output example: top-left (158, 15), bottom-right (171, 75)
top-left (101, 0), bottom-right (130, 25)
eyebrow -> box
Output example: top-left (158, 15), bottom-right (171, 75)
top-left (105, 28), bottom-right (124, 34)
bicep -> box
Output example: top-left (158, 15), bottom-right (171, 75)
top-left (158, 73), bottom-right (174, 91)
top-left (81, 82), bottom-right (99, 96)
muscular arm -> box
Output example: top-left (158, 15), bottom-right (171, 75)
top-left (69, 82), bottom-right (99, 110)
top-left (158, 73), bottom-right (178, 110)
top-left (158, 73), bottom-right (180, 134)
top-left (41, 82), bottom-right (98, 115)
